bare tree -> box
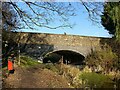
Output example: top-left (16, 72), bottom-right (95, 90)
top-left (2, 1), bottom-right (75, 31)
top-left (2, 2), bottom-right (19, 31)
top-left (2, 0), bottom-right (105, 31)
top-left (80, 0), bottom-right (104, 24)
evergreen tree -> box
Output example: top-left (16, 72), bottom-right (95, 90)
top-left (101, 2), bottom-right (120, 42)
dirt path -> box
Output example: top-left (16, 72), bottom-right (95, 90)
top-left (3, 65), bottom-right (70, 88)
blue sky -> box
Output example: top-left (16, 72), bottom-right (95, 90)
top-left (16, 2), bottom-right (111, 38)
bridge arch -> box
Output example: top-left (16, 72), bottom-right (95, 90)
top-left (43, 50), bottom-right (85, 65)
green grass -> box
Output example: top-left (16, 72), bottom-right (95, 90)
top-left (79, 72), bottom-right (114, 88)
top-left (18, 55), bottom-right (40, 67)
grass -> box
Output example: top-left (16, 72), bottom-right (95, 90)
top-left (17, 55), bottom-right (40, 68)
top-left (79, 72), bottom-right (114, 88)
top-left (38, 63), bottom-right (62, 74)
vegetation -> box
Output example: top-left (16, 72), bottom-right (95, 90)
top-left (100, 3), bottom-right (120, 88)
top-left (85, 46), bottom-right (118, 73)
top-left (2, 1), bottom-right (120, 88)
top-left (101, 2), bottom-right (120, 42)
top-left (37, 62), bottom-right (119, 88)
top-left (2, 53), bottom-right (120, 88)
top-left (42, 63), bottom-right (61, 73)
top-left (35, 63), bottom-right (81, 88)
top-left (2, 55), bottom-right (40, 70)
top-left (84, 45), bottom-right (120, 88)
top-left (17, 55), bottom-right (40, 67)
top-left (2, 2), bottom-right (75, 30)
top-left (79, 72), bottom-right (114, 88)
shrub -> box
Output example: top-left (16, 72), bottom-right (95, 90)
top-left (85, 46), bottom-right (118, 73)
top-left (58, 64), bottom-right (81, 88)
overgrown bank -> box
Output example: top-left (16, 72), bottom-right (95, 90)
top-left (2, 45), bottom-right (120, 88)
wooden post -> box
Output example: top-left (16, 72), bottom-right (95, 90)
top-left (18, 43), bottom-right (20, 65)
top-left (59, 56), bottom-right (63, 65)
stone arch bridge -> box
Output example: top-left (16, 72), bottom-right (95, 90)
top-left (13, 32), bottom-right (110, 64)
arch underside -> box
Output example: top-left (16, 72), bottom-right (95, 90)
top-left (43, 50), bottom-right (85, 65)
